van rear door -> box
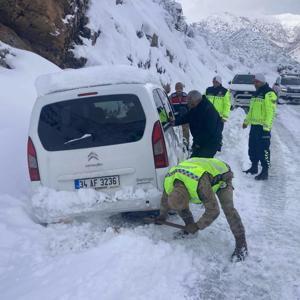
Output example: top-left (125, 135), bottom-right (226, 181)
top-left (35, 90), bottom-right (156, 192)
top-left (152, 89), bottom-right (185, 189)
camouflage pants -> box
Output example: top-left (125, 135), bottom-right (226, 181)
top-left (159, 171), bottom-right (246, 240)
top-left (216, 175), bottom-right (245, 240)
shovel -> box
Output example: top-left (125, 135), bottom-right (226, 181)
top-left (144, 217), bottom-right (186, 230)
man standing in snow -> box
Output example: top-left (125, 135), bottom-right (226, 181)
top-left (169, 82), bottom-right (190, 148)
top-left (156, 157), bottom-right (248, 262)
top-left (205, 75), bottom-right (231, 126)
top-left (173, 90), bottom-right (223, 158)
top-left (242, 73), bottom-right (277, 180)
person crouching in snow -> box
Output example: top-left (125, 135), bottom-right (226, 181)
top-left (156, 157), bottom-right (248, 262)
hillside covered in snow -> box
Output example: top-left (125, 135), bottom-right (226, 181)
top-left (72, 1), bottom-right (300, 86)
top-left (72, 0), bottom-right (238, 91)
top-left (196, 12), bottom-right (300, 72)
top-left (1, 1), bottom-right (300, 300)
top-left (1, 1), bottom-right (299, 85)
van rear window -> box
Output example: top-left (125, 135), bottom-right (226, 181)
top-left (38, 94), bottom-right (146, 151)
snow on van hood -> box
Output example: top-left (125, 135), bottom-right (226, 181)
top-left (229, 83), bottom-right (256, 91)
top-left (35, 65), bottom-right (160, 96)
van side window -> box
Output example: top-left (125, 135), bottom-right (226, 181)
top-left (157, 89), bottom-right (174, 118)
top-left (152, 89), bottom-right (170, 127)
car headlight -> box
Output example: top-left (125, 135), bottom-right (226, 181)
top-left (281, 88), bottom-right (287, 92)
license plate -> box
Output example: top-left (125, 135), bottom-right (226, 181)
top-left (74, 175), bottom-right (120, 190)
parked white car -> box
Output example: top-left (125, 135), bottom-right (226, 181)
top-left (275, 74), bottom-right (300, 104)
top-left (229, 74), bottom-right (256, 108)
top-left (28, 66), bottom-right (186, 222)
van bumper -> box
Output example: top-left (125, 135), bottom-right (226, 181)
top-left (30, 183), bottom-right (161, 223)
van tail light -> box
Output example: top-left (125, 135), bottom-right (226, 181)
top-left (152, 121), bottom-right (169, 168)
top-left (27, 137), bottom-right (40, 181)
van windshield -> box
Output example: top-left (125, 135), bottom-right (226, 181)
top-left (232, 75), bottom-right (255, 84)
top-left (38, 94), bottom-right (146, 151)
top-left (281, 77), bottom-right (300, 86)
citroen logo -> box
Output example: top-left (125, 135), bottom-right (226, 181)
top-left (88, 152), bottom-right (99, 161)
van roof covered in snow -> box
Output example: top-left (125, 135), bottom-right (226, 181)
top-left (35, 65), bottom-right (160, 96)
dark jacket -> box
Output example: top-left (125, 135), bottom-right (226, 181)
top-left (169, 91), bottom-right (188, 117)
top-left (253, 83), bottom-right (274, 98)
top-left (206, 85), bottom-right (228, 97)
top-left (175, 96), bottom-right (223, 148)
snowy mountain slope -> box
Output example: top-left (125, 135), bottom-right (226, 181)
top-left (290, 46), bottom-right (300, 62)
top-left (196, 12), bottom-right (300, 69)
top-left (253, 15), bottom-right (298, 45)
top-left (73, 0), bottom-right (245, 92)
top-left (1, 2), bottom-right (300, 299)
top-left (0, 4), bottom-right (300, 300)
top-left (273, 13), bottom-right (300, 39)
top-left (257, 14), bottom-right (300, 61)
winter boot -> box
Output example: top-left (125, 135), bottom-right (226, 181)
top-left (255, 168), bottom-right (268, 180)
top-left (231, 235), bottom-right (248, 262)
top-left (243, 163), bottom-right (258, 175)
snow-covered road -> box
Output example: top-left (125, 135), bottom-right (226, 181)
top-left (0, 106), bottom-right (300, 300)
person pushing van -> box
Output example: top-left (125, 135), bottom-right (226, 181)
top-left (173, 90), bottom-right (223, 158)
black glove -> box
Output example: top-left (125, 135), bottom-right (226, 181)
top-left (184, 223), bottom-right (199, 234)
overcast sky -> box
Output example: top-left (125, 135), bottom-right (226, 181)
top-left (177, 0), bottom-right (300, 22)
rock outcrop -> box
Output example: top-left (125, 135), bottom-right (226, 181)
top-left (0, 0), bottom-right (90, 68)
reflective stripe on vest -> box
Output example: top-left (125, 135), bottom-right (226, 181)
top-left (206, 92), bottom-right (230, 119)
top-left (245, 91), bottom-right (277, 130)
top-left (164, 158), bottom-right (229, 204)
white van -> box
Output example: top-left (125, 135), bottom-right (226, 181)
top-left (28, 66), bottom-right (186, 222)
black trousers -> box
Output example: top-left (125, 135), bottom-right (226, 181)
top-left (191, 143), bottom-right (219, 158)
top-left (248, 125), bottom-right (271, 169)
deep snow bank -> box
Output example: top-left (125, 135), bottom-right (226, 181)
top-left (0, 42), bottom-right (60, 197)
top-left (1, 106), bottom-right (300, 300)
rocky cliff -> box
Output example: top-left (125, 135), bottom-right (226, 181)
top-left (0, 0), bottom-right (90, 68)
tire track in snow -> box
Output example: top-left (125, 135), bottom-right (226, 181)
top-left (253, 107), bottom-right (300, 300)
